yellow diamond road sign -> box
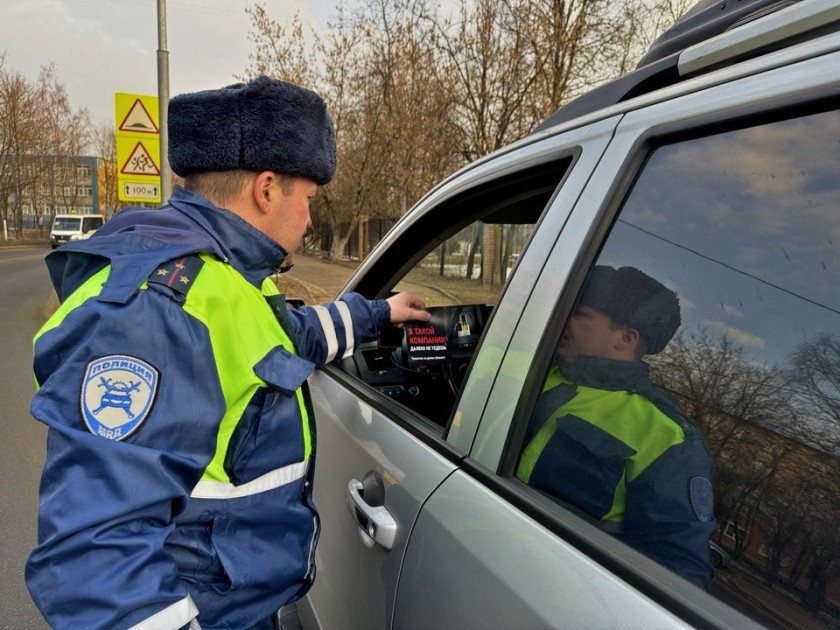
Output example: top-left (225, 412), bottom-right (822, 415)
top-left (115, 93), bottom-right (161, 203)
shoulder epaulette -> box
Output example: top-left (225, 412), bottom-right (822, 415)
top-left (147, 255), bottom-right (205, 302)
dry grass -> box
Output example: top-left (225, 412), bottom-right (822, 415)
top-left (272, 274), bottom-right (333, 305)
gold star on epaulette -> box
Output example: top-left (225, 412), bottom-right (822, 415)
top-left (175, 262), bottom-right (186, 270)
top-left (157, 268), bottom-right (169, 276)
top-left (179, 275), bottom-right (191, 285)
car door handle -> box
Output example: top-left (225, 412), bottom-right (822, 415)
top-left (346, 477), bottom-right (398, 550)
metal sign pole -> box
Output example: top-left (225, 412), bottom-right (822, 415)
top-left (157, 0), bottom-right (172, 203)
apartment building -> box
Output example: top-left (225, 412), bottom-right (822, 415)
top-left (5, 155), bottom-right (110, 229)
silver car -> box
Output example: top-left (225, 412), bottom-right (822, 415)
top-left (298, 1), bottom-right (840, 628)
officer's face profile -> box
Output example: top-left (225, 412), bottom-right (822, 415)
top-left (557, 305), bottom-right (640, 362)
top-left (264, 175), bottom-right (318, 253)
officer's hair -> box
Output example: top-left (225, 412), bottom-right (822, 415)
top-left (184, 170), bottom-right (295, 205)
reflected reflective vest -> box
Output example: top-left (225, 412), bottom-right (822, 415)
top-left (517, 356), bottom-right (716, 587)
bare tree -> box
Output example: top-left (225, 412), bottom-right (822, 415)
top-left (241, 0), bottom-right (696, 256)
top-left (36, 64), bottom-right (91, 222)
top-left (650, 330), bottom-right (795, 455)
top-left (243, 5), bottom-right (316, 87)
top-left (648, 330), bottom-right (801, 557)
top-left (0, 54), bottom-right (42, 236)
top-left (92, 122), bottom-right (122, 217)
top-left (243, 0), bottom-right (456, 259)
top-left (789, 333), bottom-right (840, 455)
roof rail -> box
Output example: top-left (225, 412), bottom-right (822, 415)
top-left (531, 0), bottom-right (835, 135)
top-left (679, 0), bottom-right (840, 75)
top-left (636, 0), bottom-right (799, 68)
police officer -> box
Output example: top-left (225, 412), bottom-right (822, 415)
top-left (517, 265), bottom-right (716, 587)
top-left (26, 76), bottom-right (430, 629)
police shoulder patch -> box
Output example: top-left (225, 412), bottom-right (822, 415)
top-left (80, 355), bottom-right (159, 441)
top-left (690, 476), bottom-right (714, 522)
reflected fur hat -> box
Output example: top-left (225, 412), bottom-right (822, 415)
top-left (578, 265), bottom-right (681, 354)
top-left (168, 76), bottom-right (336, 185)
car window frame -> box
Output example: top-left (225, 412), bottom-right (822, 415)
top-left (320, 117), bottom-right (623, 455)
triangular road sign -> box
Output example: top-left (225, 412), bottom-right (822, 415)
top-left (119, 99), bottom-right (159, 134)
top-left (121, 142), bottom-right (161, 176)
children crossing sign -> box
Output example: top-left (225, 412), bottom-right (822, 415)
top-left (120, 142), bottom-right (160, 176)
top-left (115, 93), bottom-right (162, 203)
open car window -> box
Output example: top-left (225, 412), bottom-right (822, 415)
top-left (339, 158), bottom-right (573, 429)
top-left (394, 222), bottom-right (532, 307)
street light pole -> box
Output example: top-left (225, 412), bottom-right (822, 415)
top-left (157, 0), bottom-right (172, 202)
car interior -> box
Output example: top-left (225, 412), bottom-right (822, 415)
top-left (341, 304), bottom-right (492, 424)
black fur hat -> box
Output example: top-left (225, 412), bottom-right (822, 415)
top-left (168, 76), bottom-right (336, 185)
top-left (578, 265), bottom-right (681, 354)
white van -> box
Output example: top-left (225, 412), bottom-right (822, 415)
top-left (50, 214), bottom-right (105, 249)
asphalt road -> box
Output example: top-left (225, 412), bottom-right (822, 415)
top-left (0, 246), bottom-right (52, 629)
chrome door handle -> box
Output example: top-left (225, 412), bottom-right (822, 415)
top-left (346, 478), bottom-right (398, 550)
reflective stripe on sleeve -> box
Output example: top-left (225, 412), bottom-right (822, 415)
top-left (128, 595), bottom-right (199, 630)
top-left (191, 460), bottom-right (309, 499)
top-left (336, 300), bottom-right (355, 359)
top-left (312, 305), bottom-right (339, 362)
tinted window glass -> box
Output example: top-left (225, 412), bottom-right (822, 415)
top-left (82, 217), bottom-right (103, 232)
top-left (519, 109), bottom-right (840, 625)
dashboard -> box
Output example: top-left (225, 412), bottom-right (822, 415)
top-left (342, 304), bottom-right (491, 427)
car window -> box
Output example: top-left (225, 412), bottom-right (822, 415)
top-left (339, 158), bottom-right (573, 429)
top-left (53, 217), bottom-right (80, 231)
top-left (515, 107), bottom-right (840, 625)
top-left (82, 217), bottom-right (103, 232)
top-left (394, 222), bottom-right (533, 307)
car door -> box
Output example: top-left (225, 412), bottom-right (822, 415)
top-left (393, 32), bottom-right (840, 630)
top-left (301, 118), bottom-right (619, 630)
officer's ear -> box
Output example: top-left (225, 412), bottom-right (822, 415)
top-left (252, 171), bottom-right (277, 215)
top-left (616, 327), bottom-right (640, 352)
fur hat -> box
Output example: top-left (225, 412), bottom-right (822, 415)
top-left (168, 76), bottom-right (336, 185)
top-left (578, 265), bottom-right (681, 354)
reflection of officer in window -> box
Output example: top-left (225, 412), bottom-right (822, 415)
top-left (517, 266), bottom-right (716, 587)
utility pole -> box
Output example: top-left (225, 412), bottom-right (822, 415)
top-left (157, 0), bottom-right (172, 201)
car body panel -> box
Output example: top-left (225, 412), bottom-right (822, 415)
top-left (304, 372), bottom-right (458, 630)
top-left (449, 116), bottom-right (621, 454)
top-left (471, 37), bottom-right (840, 470)
top-left (392, 471), bottom-right (693, 629)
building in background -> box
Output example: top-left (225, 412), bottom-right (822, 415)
top-left (3, 155), bottom-right (115, 230)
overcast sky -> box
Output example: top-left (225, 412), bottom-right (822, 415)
top-left (1, 0), bottom-right (338, 126)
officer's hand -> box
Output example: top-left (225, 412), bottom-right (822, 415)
top-left (386, 292), bottom-right (431, 328)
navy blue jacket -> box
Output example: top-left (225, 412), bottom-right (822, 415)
top-left (26, 187), bottom-right (390, 629)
